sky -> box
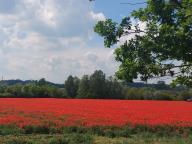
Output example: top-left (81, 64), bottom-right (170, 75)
top-left (0, 0), bottom-right (146, 83)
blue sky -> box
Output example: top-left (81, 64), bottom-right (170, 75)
top-left (93, 0), bottom-right (146, 21)
top-left (0, 0), bottom-right (146, 83)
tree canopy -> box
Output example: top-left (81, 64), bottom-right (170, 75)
top-left (94, 0), bottom-right (192, 87)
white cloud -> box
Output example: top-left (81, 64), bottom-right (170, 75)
top-left (0, 0), bottom-right (118, 83)
top-left (90, 11), bottom-right (106, 21)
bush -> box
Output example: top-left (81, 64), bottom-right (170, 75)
top-left (49, 137), bottom-right (69, 144)
top-left (0, 92), bottom-right (13, 98)
top-left (125, 88), bottom-right (144, 100)
top-left (23, 125), bottom-right (50, 134)
top-left (62, 126), bottom-right (88, 134)
top-left (178, 91), bottom-right (192, 100)
top-left (124, 88), bottom-right (180, 100)
top-left (70, 134), bottom-right (93, 144)
top-left (0, 125), bottom-right (23, 136)
top-left (153, 91), bottom-right (173, 100)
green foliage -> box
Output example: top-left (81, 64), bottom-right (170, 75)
top-left (0, 71), bottom-right (191, 100)
top-left (1, 124), bottom-right (192, 144)
top-left (124, 87), bottom-right (192, 100)
top-left (153, 91), bottom-right (174, 100)
top-left (105, 77), bottom-right (124, 99)
top-left (89, 70), bottom-right (107, 99)
top-left (1, 125), bottom-right (192, 138)
top-left (77, 75), bottom-right (91, 98)
top-left (77, 70), bottom-right (124, 99)
top-left (23, 125), bottom-right (50, 134)
top-left (38, 78), bottom-right (47, 86)
top-left (49, 137), bottom-right (69, 144)
top-left (64, 76), bottom-right (79, 98)
top-left (94, 0), bottom-right (192, 87)
top-left (0, 125), bottom-right (23, 136)
top-left (69, 134), bottom-right (93, 144)
top-left (94, 19), bottom-right (119, 47)
top-left (178, 91), bottom-right (192, 100)
top-left (0, 79), bottom-right (66, 98)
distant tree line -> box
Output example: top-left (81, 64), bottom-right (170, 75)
top-left (0, 70), bottom-right (191, 100)
top-left (0, 78), bottom-right (65, 98)
top-left (64, 70), bottom-right (124, 99)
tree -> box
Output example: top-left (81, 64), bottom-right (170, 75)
top-left (89, 70), bottom-right (106, 98)
top-left (38, 78), bottom-right (47, 86)
top-left (7, 84), bottom-right (22, 97)
top-left (77, 75), bottom-right (90, 98)
top-left (156, 81), bottom-right (169, 90)
top-left (94, 0), bottom-right (192, 87)
top-left (64, 76), bottom-right (79, 98)
top-left (105, 76), bottom-right (124, 99)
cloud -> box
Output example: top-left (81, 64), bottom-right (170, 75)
top-left (0, 0), bottom-right (118, 83)
top-left (90, 11), bottom-right (106, 21)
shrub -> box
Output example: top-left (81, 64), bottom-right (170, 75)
top-left (24, 125), bottom-right (50, 134)
top-left (70, 134), bottom-right (93, 144)
top-left (49, 137), bottom-right (69, 144)
top-left (62, 126), bottom-right (87, 134)
top-left (0, 93), bottom-right (13, 98)
top-left (178, 91), bottom-right (192, 100)
top-left (153, 91), bottom-right (173, 100)
top-left (125, 88), bottom-right (144, 100)
top-left (0, 125), bottom-right (23, 136)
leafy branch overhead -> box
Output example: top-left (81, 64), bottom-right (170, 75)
top-left (94, 0), bottom-right (192, 87)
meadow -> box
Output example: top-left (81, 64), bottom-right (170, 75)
top-left (0, 99), bottom-right (192, 127)
top-left (0, 98), bottom-right (192, 143)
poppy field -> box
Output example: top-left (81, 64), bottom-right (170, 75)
top-left (0, 98), bottom-right (192, 128)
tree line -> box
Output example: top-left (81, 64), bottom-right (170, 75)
top-left (64, 70), bottom-right (124, 99)
top-left (0, 70), bottom-right (191, 100)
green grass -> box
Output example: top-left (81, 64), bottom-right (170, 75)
top-left (1, 134), bottom-right (192, 144)
top-left (0, 125), bottom-right (192, 144)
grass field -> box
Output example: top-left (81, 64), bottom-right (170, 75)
top-left (0, 125), bottom-right (192, 144)
top-left (1, 134), bottom-right (192, 144)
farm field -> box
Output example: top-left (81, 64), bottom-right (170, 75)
top-left (1, 98), bottom-right (192, 144)
top-left (0, 98), bottom-right (192, 127)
